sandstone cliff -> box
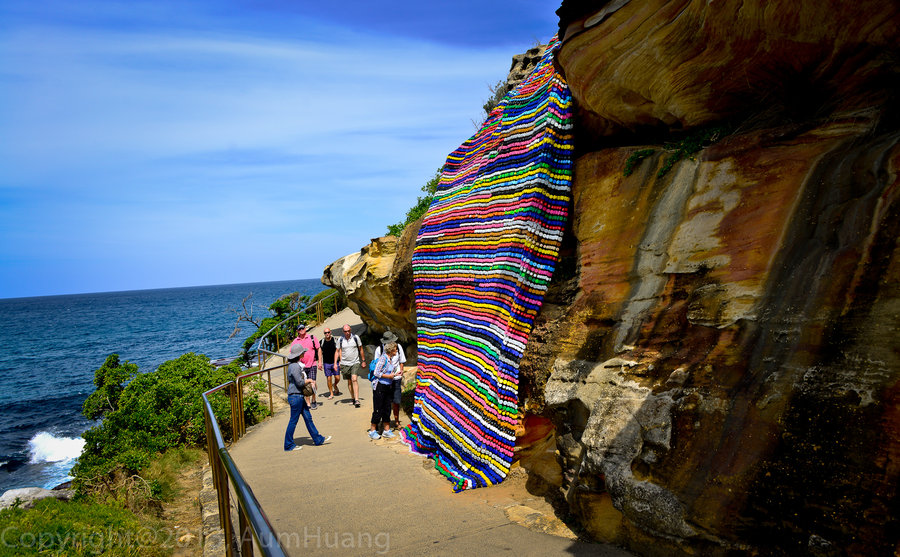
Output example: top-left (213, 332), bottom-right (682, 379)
top-left (321, 217), bottom-right (419, 347)
top-left (323, 2), bottom-right (900, 555)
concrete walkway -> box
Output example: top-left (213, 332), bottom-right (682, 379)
top-left (229, 309), bottom-right (630, 556)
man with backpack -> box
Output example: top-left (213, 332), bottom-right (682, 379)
top-left (337, 324), bottom-right (366, 407)
top-left (319, 327), bottom-right (341, 399)
top-left (291, 323), bottom-right (323, 409)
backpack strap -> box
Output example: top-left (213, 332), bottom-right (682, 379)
top-left (339, 335), bottom-right (362, 349)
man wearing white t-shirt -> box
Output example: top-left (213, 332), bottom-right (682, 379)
top-left (337, 324), bottom-right (366, 408)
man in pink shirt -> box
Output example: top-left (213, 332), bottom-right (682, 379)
top-left (290, 324), bottom-right (323, 409)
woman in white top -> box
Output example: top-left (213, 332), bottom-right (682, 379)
top-left (368, 342), bottom-right (398, 440)
top-left (375, 330), bottom-right (406, 427)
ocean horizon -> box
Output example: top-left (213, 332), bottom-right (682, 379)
top-left (0, 278), bottom-right (327, 493)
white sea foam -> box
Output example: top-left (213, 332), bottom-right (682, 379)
top-left (27, 432), bottom-right (85, 464)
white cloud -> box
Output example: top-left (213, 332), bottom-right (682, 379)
top-left (0, 2), bottom-right (549, 297)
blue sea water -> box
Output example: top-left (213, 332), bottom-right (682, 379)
top-left (0, 279), bottom-right (326, 493)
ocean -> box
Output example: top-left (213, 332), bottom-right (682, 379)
top-left (0, 278), bottom-right (326, 493)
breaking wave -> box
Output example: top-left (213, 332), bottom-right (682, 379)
top-left (27, 432), bottom-right (85, 464)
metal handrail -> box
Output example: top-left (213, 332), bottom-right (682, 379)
top-left (253, 291), bottom-right (340, 366)
top-left (252, 291), bottom-right (341, 403)
top-left (199, 290), bottom-right (344, 556)
top-left (202, 392), bottom-right (287, 557)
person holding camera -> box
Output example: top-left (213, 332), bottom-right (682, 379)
top-left (284, 342), bottom-right (330, 451)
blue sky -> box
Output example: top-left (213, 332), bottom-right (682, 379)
top-left (0, 0), bottom-right (561, 298)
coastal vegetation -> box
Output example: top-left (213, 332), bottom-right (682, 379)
top-left (0, 497), bottom-right (171, 556)
top-left (622, 124), bottom-right (731, 178)
top-left (0, 284), bottom-right (348, 554)
top-left (237, 287), bottom-right (346, 364)
top-left (72, 353), bottom-right (265, 500)
top-left (386, 168), bottom-right (441, 237)
top-left (0, 353), bottom-right (269, 555)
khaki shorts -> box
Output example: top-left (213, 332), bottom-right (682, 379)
top-left (341, 362), bottom-right (364, 379)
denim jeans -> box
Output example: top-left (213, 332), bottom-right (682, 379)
top-left (284, 394), bottom-right (325, 450)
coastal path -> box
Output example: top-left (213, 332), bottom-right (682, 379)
top-left (228, 308), bottom-right (631, 556)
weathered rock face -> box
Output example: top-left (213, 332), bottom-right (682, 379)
top-left (323, 2), bottom-right (899, 554)
top-left (556, 0), bottom-right (900, 139)
top-left (533, 114), bottom-right (900, 555)
top-left (321, 217), bottom-right (419, 347)
top-left (530, 3), bottom-right (900, 554)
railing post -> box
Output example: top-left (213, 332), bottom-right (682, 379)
top-left (236, 377), bottom-right (245, 438)
top-left (240, 380), bottom-right (246, 436)
top-left (205, 409), bottom-right (234, 557)
top-left (202, 390), bottom-right (288, 557)
top-left (239, 507), bottom-right (254, 556)
top-left (217, 449), bottom-right (235, 557)
top-left (234, 379), bottom-right (241, 443)
top-left (267, 369), bottom-right (273, 414)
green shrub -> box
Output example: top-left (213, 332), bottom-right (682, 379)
top-left (0, 498), bottom-right (169, 556)
top-left (386, 169), bottom-right (441, 237)
top-left (73, 354), bottom-right (258, 496)
top-left (240, 288), bottom-right (347, 364)
top-left (622, 125), bottom-right (731, 178)
top-left (82, 355), bottom-right (138, 421)
top-left (311, 288), bottom-right (345, 317)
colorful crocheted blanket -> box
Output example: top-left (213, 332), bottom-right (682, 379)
top-left (400, 37), bottom-right (574, 492)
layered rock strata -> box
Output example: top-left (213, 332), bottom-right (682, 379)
top-left (535, 114), bottom-right (900, 555)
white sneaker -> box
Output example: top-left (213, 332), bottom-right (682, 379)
top-left (381, 430), bottom-right (395, 439)
top-left (367, 430), bottom-right (381, 440)
top-left (289, 446), bottom-right (302, 451)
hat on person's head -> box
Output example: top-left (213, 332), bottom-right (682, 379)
top-left (380, 330), bottom-right (398, 343)
top-left (289, 343), bottom-right (307, 360)
top-left (297, 323), bottom-right (308, 333)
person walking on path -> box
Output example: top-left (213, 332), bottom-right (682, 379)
top-left (374, 330), bottom-right (406, 427)
top-left (368, 341), bottom-right (399, 440)
top-left (319, 327), bottom-right (341, 399)
top-left (337, 324), bottom-right (366, 408)
top-left (291, 323), bottom-right (323, 409)
top-left (284, 343), bottom-right (330, 451)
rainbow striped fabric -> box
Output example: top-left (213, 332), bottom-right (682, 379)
top-left (399, 37), bottom-right (574, 492)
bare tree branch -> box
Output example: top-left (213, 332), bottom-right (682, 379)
top-left (228, 292), bottom-right (261, 339)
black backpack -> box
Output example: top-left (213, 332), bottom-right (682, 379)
top-left (309, 335), bottom-right (318, 362)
